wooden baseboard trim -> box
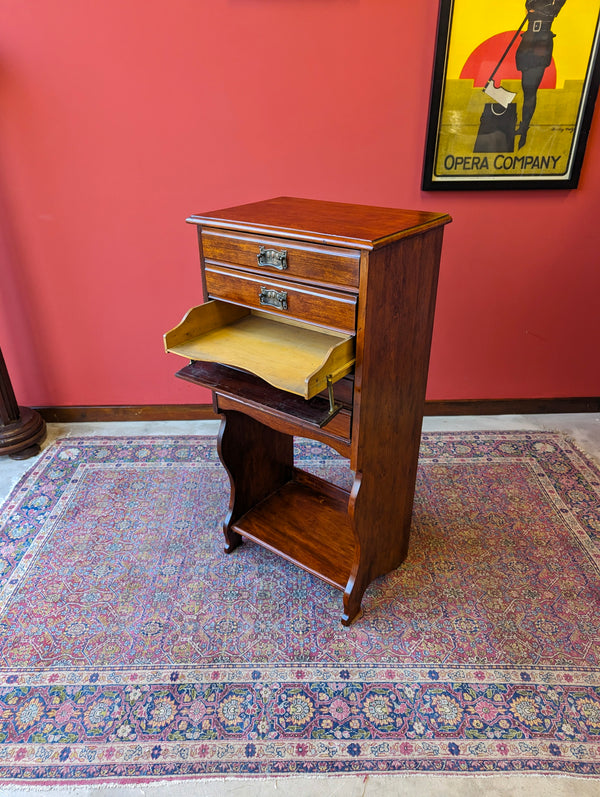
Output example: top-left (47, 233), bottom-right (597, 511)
top-left (424, 397), bottom-right (600, 416)
top-left (36, 397), bottom-right (600, 424)
top-left (37, 404), bottom-right (219, 423)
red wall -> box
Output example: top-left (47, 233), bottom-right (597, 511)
top-left (1, 0), bottom-right (599, 407)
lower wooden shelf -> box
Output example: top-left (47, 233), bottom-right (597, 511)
top-left (231, 472), bottom-right (356, 591)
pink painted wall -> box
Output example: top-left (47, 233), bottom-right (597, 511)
top-left (1, 0), bottom-right (598, 407)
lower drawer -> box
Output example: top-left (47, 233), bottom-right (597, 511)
top-left (205, 266), bottom-right (357, 334)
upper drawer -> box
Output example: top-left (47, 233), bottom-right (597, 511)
top-left (201, 229), bottom-right (360, 291)
top-left (205, 266), bottom-right (357, 334)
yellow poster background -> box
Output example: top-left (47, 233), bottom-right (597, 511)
top-left (433, 0), bottom-right (600, 182)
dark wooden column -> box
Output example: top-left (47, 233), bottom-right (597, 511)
top-left (0, 347), bottom-right (46, 459)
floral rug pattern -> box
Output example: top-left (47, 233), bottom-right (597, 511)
top-left (0, 432), bottom-right (599, 782)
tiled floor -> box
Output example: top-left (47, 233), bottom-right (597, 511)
top-left (1, 413), bottom-right (599, 797)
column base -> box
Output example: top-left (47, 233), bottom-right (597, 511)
top-left (0, 406), bottom-right (46, 460)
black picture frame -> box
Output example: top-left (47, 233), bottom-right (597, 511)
top-left (422, 0), bottom-right (600, 190)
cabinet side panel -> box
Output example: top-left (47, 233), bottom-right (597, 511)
top-left (350, 227), bottom-right (445, 578)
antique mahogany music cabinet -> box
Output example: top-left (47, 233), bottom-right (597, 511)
top-left (164, 197), bottom-right (451, 624)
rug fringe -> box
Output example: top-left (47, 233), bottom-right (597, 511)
top-left (1, 770), bottom-right (599, 794)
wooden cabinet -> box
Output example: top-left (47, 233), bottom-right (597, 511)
top-left (165, 197), bottom-right (451, 625)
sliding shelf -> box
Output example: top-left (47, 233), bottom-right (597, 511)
top-left (164, 300), bottom-right (355, 400)
top-left (177, 360), bottom-right (351, 429)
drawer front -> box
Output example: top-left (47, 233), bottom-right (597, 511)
top-left (202, 229), bottom-right (360, 291)
top-left (205, 267), bottom-right (357, 334)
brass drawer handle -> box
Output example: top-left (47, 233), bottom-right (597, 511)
top-left (257, 246), bottom-right (288, 271)
top-left (259, 286), bottom-right (288, 310)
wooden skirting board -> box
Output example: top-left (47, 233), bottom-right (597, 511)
top-left (37, 404), bottom-right (218, 423)
top-left (37, 397), bottom-right (600, 423)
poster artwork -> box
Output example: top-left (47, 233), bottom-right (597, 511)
top-left (423, 0), bottom-right (600, 188)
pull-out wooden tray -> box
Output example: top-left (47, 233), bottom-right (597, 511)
top-left (164, 300), bottom-right (355, 400)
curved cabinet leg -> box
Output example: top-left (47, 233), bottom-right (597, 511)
top-left (342, 568), bottom-right (369, 626)
top-left (341, 472), bottom-right (368, 626)
top-left (342, 467), bottom-right (414, 625)
top-left (217, 409), bottom-right (294, 554)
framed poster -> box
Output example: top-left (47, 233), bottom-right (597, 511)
top-left (422, 0), bottom-right (600, 189)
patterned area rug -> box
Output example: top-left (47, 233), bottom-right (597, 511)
top-left (1, 431), bottom-right (600, 784)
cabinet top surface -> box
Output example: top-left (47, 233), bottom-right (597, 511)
top-left (187, 197), bottom-right (451, 249)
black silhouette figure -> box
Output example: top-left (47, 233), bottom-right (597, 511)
top-left (515, 0), bottom-right (567, 148)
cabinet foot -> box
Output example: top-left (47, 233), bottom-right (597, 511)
top-left (224, 531), bottom-right (243, 554)
top-left (341, 606), bottom-right (363, 627)
top-left (342, 569), bottom-right (369, 626)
